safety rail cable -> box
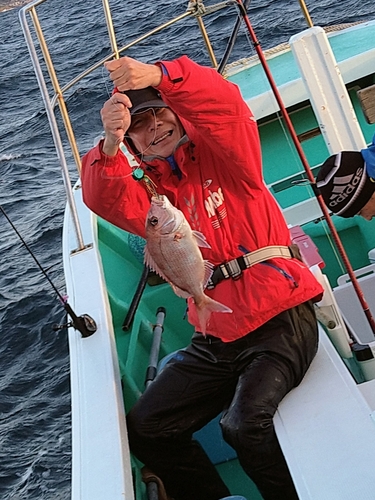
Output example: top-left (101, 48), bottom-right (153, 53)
top-left (55, 10), bottom-right (194, 101)
top-left (18, 0), bottom-right (237, 255)
top-left (19, 2), bottom-right (85, 252)
top-left (29, 8), bottom-right (82, 175)
top-left (56, 1), bottom-right (236, 100)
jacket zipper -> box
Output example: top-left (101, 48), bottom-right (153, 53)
top-left (260, 262), bottom-right (299, 288)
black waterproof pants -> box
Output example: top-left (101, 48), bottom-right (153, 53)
top-left (127, 300), bottom-right (318, 500)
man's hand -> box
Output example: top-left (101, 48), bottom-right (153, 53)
top-left (101, 93), bottom-right (132, 157)
top-left (104, 56), bottom-right (163, 92)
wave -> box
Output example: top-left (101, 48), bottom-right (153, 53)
top-left (0, 152), bottom-right (22, 161)
top-left (0, 0), bottom-right (32, 13)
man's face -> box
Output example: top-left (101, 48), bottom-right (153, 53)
top-left (127, 107), bottom-right (184, 158)
top-left (358, 192), bottom-right (375, 221)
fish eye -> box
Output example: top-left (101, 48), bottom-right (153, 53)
top-left (149, 216), bottom-right (158, 226)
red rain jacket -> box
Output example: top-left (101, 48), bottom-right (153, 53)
top-left (81, 56), bottom-right (323, 341)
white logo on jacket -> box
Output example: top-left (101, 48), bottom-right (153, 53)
top-left (203, 184), bottom-right (227, 228)
top-left (204, 187), bottom-right (224, 216)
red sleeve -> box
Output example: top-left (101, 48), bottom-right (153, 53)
top-left (80, 141), bottom-right (150, 237)
top-left (156, 56), bottom-right (263, 186)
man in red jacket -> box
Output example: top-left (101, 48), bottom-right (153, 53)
top-left (81, 55), bottom-right (323, 500)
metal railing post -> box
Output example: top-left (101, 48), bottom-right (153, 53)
top-left (29, 8), bottom-right (82, 174)
top-left (19, 6), bottom-right (86, 251)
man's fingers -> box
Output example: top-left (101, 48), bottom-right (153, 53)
top-left (110, 92), bottom-right (132, 109)
top-left (102, 110), bottom-right (130, 131)
top-left (107, 117), bottom-right (127, 130)
top-left (104, 58), bottom-right (125, 72)
top-left (100, 92), bottom-right (132, 142)
top-left (104, 57), bottom-right (135, 90)
top-left (107, 65), bottom-right (126, 82)
top-left (104, 57), bottom-right (162, 91)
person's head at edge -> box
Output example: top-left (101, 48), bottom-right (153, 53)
top-left (123, 87), bottom-right (184, 158)
top-left (316, 151), bottom-right (375, 221)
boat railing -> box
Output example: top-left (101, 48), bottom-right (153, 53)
top-left (18, 0), bottom-right (240, 253)
top-left (18, 0), bottom-right (319, 253)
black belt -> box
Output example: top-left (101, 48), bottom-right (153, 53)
top-left (207, 245), bottom-right (295, 290)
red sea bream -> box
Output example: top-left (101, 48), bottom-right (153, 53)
top-left (144, 195), bottom-right (232, 333)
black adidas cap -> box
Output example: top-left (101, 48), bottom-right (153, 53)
top-left (316, 151), bottom-right (375, 218)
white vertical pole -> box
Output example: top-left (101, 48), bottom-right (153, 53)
top-left (290, 26), bottom-right (366, 154)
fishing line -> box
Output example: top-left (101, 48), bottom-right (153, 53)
top-left (290, 178), bottom-right (346, 276)
top-left (277, 112), bottom-right (301, 167)
top-left (101, 64), bottom-right (159, 157)
top-left (0, 205), bottom-right (97, 338)
top-left (276, 111), bottom-right (346, 275)
top-left (100, 64), bottom-right (161, 174)
top-left (102, 64), bottom-right (114, 100)
top-left (124, 107), bottom-right (160, 158)
top-left (321, 219), bottom-right (346, 275)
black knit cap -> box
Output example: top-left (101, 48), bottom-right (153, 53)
top-left (122, 87), bottom-right (167, 115)
top-left (316, 151), bottom-right (375, 218)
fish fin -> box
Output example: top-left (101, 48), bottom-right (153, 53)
top-left (144, 245), bottom-right (170, 283)
top-left (171, 261), bottom-right (214, 300)
top-left (203, 260), bottom-right (214, 288)
top-left (169, 260), bottom-right (215, 299)
top-left (170, 284), bottom-right (191, 299)
top-left (192, 230), bottom-right (211, 249)
top-left (144, 245), bottom-right (192, 299)
top-left (195, 296), bottom-right (232, 335)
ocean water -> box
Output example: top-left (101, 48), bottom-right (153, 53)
top-left (0, 0), bottom-right (374, 498)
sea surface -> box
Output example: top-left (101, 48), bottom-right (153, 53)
top-left (0, 0), bottom-right (374, 498)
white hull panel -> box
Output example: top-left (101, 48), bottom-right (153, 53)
top-left (63, 184), bottom-right (134, 500)
top-left (276, 328), bottom-right (375, 499)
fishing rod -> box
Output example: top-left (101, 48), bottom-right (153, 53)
top-left (234, 0), bottom-right (375, 335)
top-left (0, 205), bottom-right (97, 338)
top-left (122, 264), bottom-right (149, 331)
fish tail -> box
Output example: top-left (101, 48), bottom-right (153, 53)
top-left (195, 296), bottom-right (232, 335)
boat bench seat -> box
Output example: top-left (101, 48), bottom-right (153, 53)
top-left (282, 197), bottom-right (323, 227)
top-left (158, 352), bottom-right (237, 465)
top-left (274, 326), bottom-right (375, 500)
top-left (333, 263), bottom-right (375, 344)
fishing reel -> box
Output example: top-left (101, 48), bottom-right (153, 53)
top-left (0, 204), bottom-right (98, 339)
top-left (53, 312), bottom-right (97, 338)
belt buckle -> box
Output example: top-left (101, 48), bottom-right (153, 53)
top-left (224, 259), bottom-right (242, 280)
